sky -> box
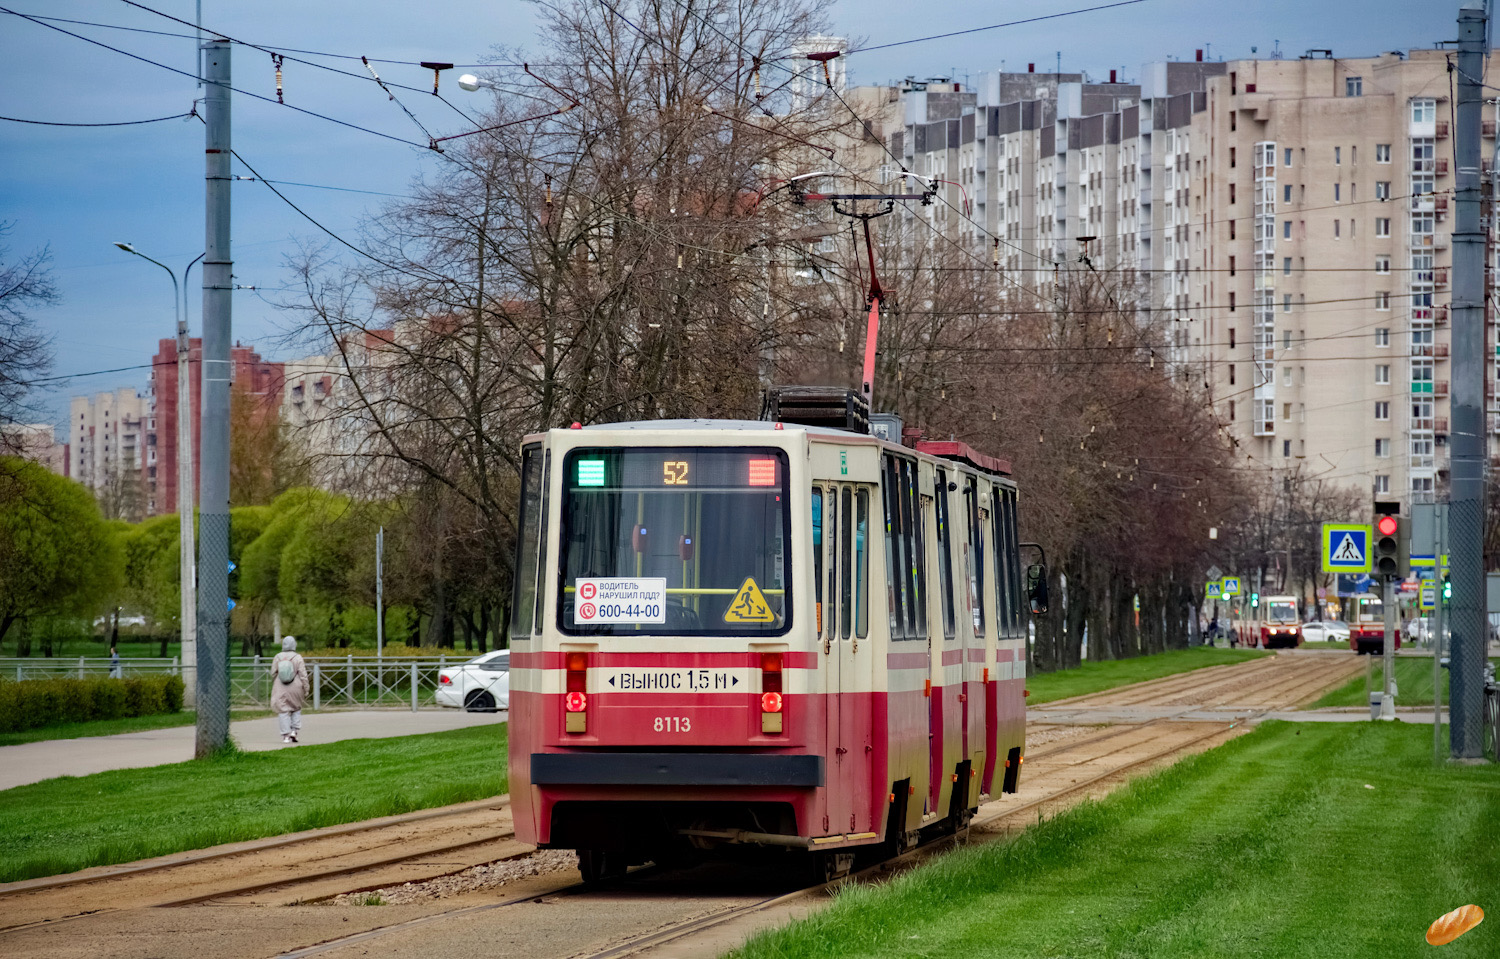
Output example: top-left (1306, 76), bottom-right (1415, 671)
top-left (0, 0), bottom-right (1463, 432)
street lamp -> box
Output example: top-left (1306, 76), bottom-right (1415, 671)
top-left (457, 73), bottom-right (495, 92)
top-left (115, 242), bottom-right (204, 704)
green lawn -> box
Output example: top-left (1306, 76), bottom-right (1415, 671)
top-left (0, 724), bottom-right (508, 883)
top-left (734, 722), bottom-right (1500, 959)
top-left (0, 710), bottom-right (271, 747)
top-left (1026, 646), bottom-right (1269, 705)
top-left (1307, 657), bottom-right (1500, 710)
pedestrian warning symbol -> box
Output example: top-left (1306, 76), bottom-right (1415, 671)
top-left (724, 577), bottom-right (776, 623)
top-left (1331, 535), bottom-right (1364, 564)
top-left (1321, 523), bottom-right (1372, 573)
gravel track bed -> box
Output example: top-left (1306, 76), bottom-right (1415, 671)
top-left (321, 850), bottom-right (578, 906)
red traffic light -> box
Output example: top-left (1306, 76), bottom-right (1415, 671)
top-left (1377, 515), bottom-right (1399, 536)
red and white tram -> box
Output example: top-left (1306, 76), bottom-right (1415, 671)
top-left (507, 413), bottom-right (1041, 880)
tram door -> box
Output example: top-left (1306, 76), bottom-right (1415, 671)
top-left (964, 478), bottom-right (990, 769)
top-left (817, 483), bottom-right (873, 836)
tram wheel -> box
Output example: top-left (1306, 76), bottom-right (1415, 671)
top-left (578, 848), bottom-right (627, 882)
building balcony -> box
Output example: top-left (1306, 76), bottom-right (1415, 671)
top-left (1435, 380), bottom-right (1450, 397)
top-left (1436, 417), bottom-right (1449, 434)
top-left (1435, 158), bottom-right (1449, 176)
top-left (1435, 343), bottom-right (1450, 358)
top-left (1436, 119), bottom-right (1449, 138)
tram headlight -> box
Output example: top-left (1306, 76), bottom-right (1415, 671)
top-left (565, 691), bottom-right (588, 712)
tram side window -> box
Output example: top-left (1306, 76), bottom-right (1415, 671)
top-left (812, 489), bottom-right (824, 637)
top-left (841, 487), bottom-right (854, 639)
top-left (510, 444), bottom-right (543, 637)
top-left (965, 477), bottom-right (986, 635)
top-left (901, 459), bottom-right (928, 640)
top-left (534, 451), bottom-right (551, 634)
top-left (991, 489), bottom-right (1012, 635)
top-left (855, 488), bottom-right (870, 638)
top-left (1002, 486), bottom-right (1026, 630)
top-left (933, 469), bottom-right (958, 640)
top-left (883, 457), bottom-right (907, 638)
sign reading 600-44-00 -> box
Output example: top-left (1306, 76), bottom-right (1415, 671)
top-left (573, 578), bottom-right (668, 625)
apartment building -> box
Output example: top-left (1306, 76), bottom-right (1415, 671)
top-left (281, 327), bottom-right (397, 492)
top-left (67, 387), bottom-right (147, 515)
top-left (1, 422), bottom-right (68, 476)
top-left (1183, 49), bottom-right (1494, 505)
top-left (837, 41), bottom-right (1491, 509)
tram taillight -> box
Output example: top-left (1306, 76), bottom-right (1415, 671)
top-left (565, 652), bottom-right (588, 733)
top-left (761, 653), bottom-right (784, 734)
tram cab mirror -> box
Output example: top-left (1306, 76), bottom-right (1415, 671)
top-left (1026, 564), bottom-right (1049, 615)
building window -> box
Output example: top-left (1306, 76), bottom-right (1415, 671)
top-left (1375, 364), bottom-right (1390, 384)
top-left (1283, 366), bottom-right (1293, 386)
top-left (1283, 440), bottom-right (1292, 458)
top-left (1376, 217), bottom-right (1390, 237)
top-left (1334, 220), bottom-right (1341, 238)
top-left (1230, 146), bottom-right (1236, 168)
top-left (1347, 77), bottom-right (1363, 97)
top-left (1376, 438), bottom-right (1391, 458)
top-left (1230, 183), bottom-right (1236, 204)
top-left (1376, 181), bottom-right (1391, 200)
top-left (1334, 183), bottom-right (1341, 202)
top-left (1229, 364), bottom-right (1236, 385)
top-left (1375, 400), bottom-right (1390, 420)
top-left (1375, 328), bottom-right (1390, 347)
top-left (1376, 143), bottom-right (1391, 163)
top-left (1334, 146), bottom-right (1341, 165)
top-left (1283, 294), bottom-right (1292, 313)
top-left (1375, 292), bottom-right (1390, 310)
top-left (1284, 184), bottom-right (1292, 203)
top-left (1283, 402), bottom-right (1292, 421)
top-left (1229, 292), bottom-right (1236, 312)
top-left (1284, 147), bottom-right (1293, 167)
top-left (1229, 401), bottom-right (1236, 421)
top-left (1283, 257), bottom-right (1292, 275)
top-left (1375, 475), bottom-right (1390, 494)
top-left (1229, 328), bottom-right (1236, 349)
top-left (1375, 255), bottom-right (1390, 274)
top-left (1411, 98), bottom-right (1436, 124)
top-left (1229, 255), bottom-right (1236, 276)
top-left (1283, 220), bottom-right (1292, 238)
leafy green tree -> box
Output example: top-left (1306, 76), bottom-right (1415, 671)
top-left (0, 458), bottom-right (122, 643)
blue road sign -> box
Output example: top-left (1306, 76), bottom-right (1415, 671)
top-left (227, 598), bottom-right (237, 612)
top-left (228, 560), bottom-right (237, 574)
top-left (1322, 523), bottom-right (1372, 573)
top-left (1336, 573), bottom-right (1374, 596)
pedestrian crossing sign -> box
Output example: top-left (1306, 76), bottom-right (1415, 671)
top-left (1220, 577), bottom-right (1241, 597)
top-left (1322, 523), bottom-right (1373, 573)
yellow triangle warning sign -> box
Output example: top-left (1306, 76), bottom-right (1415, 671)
top-left (724, 577), bottom-right (776, 623)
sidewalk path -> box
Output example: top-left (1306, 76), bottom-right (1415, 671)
top-left (0, 710), bottom-right (505, 792)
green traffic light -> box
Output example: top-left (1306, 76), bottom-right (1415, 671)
top-left (1251, 592), bottom-right (1260, 608)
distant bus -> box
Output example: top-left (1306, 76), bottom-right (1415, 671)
top-left (1259, 596), bottom-right (1302, 648)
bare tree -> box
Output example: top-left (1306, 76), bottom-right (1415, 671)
top-left (0, 222), bottom-right (58, 445)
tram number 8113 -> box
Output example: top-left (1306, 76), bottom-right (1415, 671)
top-left (654, 716), bottom-right (692, 732)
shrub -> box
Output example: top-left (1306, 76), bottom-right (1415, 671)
top-left (0, 675), bottom-right (185, 733)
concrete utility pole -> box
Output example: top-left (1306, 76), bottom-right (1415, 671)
top-left (195, 38), bottom-right (232, 758)
top-left (1449, 1), bottom-right (1487, 759)
top-left (1380, 576), bottom-right (1396, 720)
top-left (376, 526), bottom-right (385, 662)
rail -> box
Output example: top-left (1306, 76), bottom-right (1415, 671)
top-left (0, 656), bottom-right (478, 711)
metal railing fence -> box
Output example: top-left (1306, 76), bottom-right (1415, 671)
top-left (0, 656), bottom-right (469, 711)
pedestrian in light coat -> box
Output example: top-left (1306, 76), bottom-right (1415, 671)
top-left (109, 645), bottom-right (122, 679)
top-left (270, 635), bottom-right (310, 743)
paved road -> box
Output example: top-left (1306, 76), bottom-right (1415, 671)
top-left (0, 710), bottom-right (505, 792)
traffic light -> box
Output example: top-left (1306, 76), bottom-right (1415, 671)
top-left (1443, 574), bottom-right (1452, 602)
top-left (1372, 501), bottom-right (1403, 579)
top-left (1250, 592), bottom-right (1260, 608)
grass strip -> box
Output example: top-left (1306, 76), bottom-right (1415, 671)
top-left (0, 709), bottom-right (271, 747)
top-left (734, 722), bottom-right (1500, 959)
top-left (0, 723), bottom-right (508, 883)
top-left (1306, 656), bottom-right (1499, 709)
top-left (1026, 646), bottom-right (1268, 704)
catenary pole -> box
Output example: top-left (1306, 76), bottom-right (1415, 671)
top-left (376, 526), bottom-right (384, 661)
top-left (196, 38), bottom-right (232, 758)
top-left (1449, 1), bottom-right (1487, 759)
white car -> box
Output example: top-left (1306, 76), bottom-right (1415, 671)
top-left (436, 650), bottom-right (510, 712)
top-left (1300, 620), bottom-right (1350, 643)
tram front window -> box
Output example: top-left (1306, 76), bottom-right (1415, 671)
top-left (559, 447), bottom-right (790, 636)
top-left (1267, 602), bottom-right (1297, 624)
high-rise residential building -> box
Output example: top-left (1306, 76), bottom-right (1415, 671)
top-left (281, 327), bottom-right (396, 492)
top-left (145, 338), bottom-right (283, 515)
top-left (836, 41), bottom-right (1492, 509)
top-left (67, 387), bottom-right (147, 518)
